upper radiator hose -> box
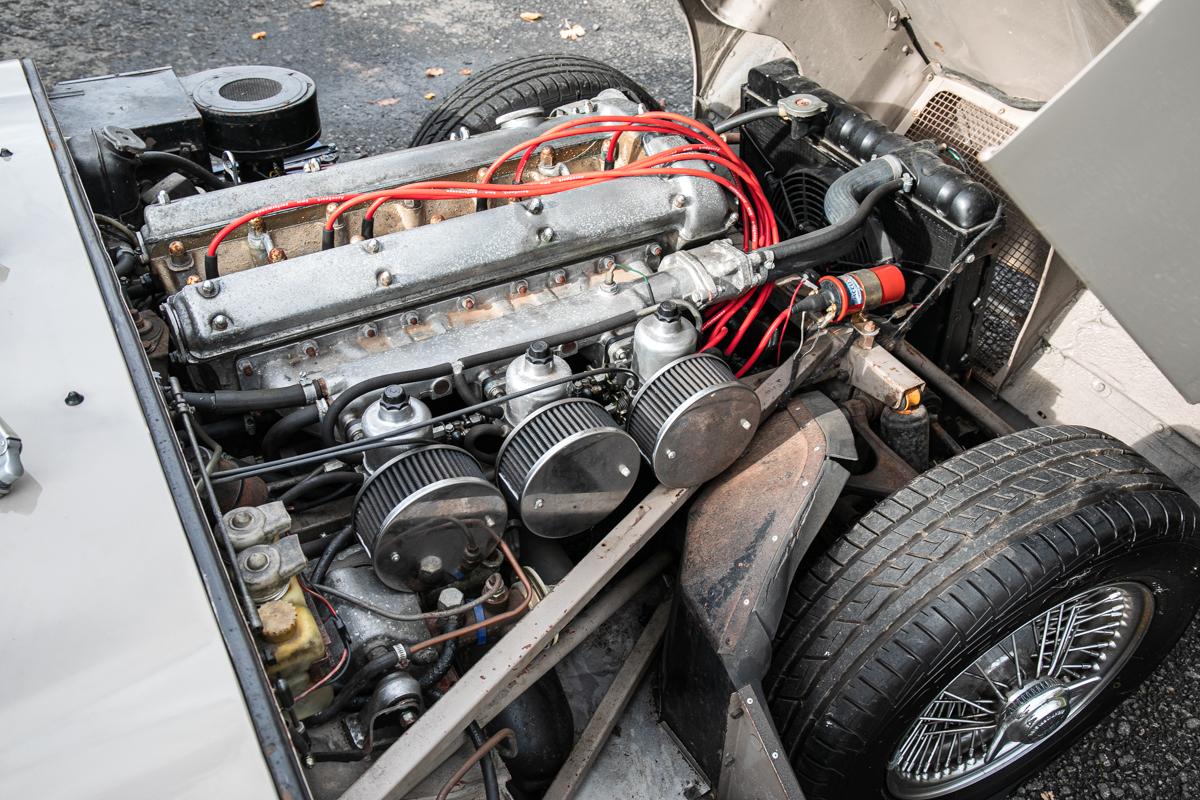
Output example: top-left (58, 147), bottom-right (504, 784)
top-left (823, 155), bottom-right (904, 225)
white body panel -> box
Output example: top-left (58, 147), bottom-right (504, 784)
top-left (0, 60), bottom-right (276, 800)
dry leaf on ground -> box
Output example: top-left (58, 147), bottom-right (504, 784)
top-left (459, 67), bottom-right (473, 76)
top-left (250, 31), bottom-right (267, 40)
top-left (559, 22), bottom-right (586, 41)
top-left (308, 0), bottom-right (325, 7)
top-left (519, 11), bottom-right (543, 22)
top-left (424, 67), bottom-right (445, 77)
top-left (370, 97), bottom-right (400, 106)
top-left (423, 92), bottom-right (437, 100)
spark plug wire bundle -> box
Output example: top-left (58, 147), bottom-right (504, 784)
top-left (203, 111), bottom-right (778, 280)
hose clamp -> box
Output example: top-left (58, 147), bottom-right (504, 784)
top-left (392, 643), bottom-right (411, 669)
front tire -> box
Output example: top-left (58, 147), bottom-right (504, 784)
top-left (766, 426), bottom-right (1200, 800)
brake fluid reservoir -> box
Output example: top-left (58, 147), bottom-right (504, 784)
top-left (504, 341), bottom-right (572, 425)
top-left (632, 301), bottom-right (697, 381)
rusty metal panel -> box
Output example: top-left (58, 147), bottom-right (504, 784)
top-left (661, 392), bottom-right (851, 783)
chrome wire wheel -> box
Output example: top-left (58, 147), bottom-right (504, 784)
top-left (886, 582), bottom-right (1154, 799)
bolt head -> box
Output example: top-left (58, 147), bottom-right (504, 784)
top-left (418, 555), bottom-right (443, 580)
top-left (267, 247), bottom-right (287, 263)
top-left (437, 586), bottom-right (465, 611)
top-left (197, 279), bottom-right (219, 298)
top-left (461, 296), bottom-right (476, 310)
top-left (239, 360), bottom-right (254, 377)
top-left (538, 227), bottom-right (556, 243)
top-left (526, 340), bottom-right (552, 365)
top-left (361, 238), bottom-right (382, 254)
top-left (231, 510), bottom-right (253, 528)
top-left (211, 314), bottom-right (230, 331)
top-left (515, 281), bottom-right (529, 296)
top-left (429, 214), bottom-right (445, 224)
top-left (525, 197), bottom-right (544, 215)
top-left (246, 551), bottom-right (269, 571)
top-left (381, 384), bottom-right (408, 409)
top-left (168, 240), bottom-right (186, 256)
top-left (671, 194), bottom-right (688, 209)
top-left (377, 270), bottom-right (393, 288)
top-left (552, 270), bottom-right (567, 286)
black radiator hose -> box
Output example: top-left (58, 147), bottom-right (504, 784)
top-left (183, 384), bottom-right (311, 414)
top-left (418, 616), bottom-right (461, 688)
top-left (486, 671), bottom-right (575, 799)
top-left (112, 249), bottom-right (139, 279)
top-left (762, 178), bottom-right (904, 275)
top-left (262, 406), bottom-right (320, 460)
top-left (823, 155), bottom-right (903, 225)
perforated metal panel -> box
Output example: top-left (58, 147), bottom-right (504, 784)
top-left (906, 91), bottom-right (1051, 377)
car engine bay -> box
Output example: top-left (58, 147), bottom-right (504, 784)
top-left (46, 55), bottom-right (1018, 799)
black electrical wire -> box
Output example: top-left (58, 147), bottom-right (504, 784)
top-left (213, 366), bottom-right (639, 484)
top-left (310, 524), bottom-right (355, 585)
top-left (319, 310), bottom-right (640, 446)
top-left (713, 105), bottom-right (784, 135)
top-left (138, 150), bottom-right (230, 191)
top-left (278, 471), bottom-right (363, 508)
top-left (262, 406), bottom-right (321, 460)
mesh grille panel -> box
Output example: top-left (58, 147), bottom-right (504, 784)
top-left (907, 91), bottom-right (1051, 376)
top-left (218, 77), bottom-right (283, 102)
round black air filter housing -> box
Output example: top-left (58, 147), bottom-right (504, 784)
top-left (496, 398), bottom-right (640, 538)
top-left (627, 353), bottom-right (760, 488)
top-left (185, 66), bottom-right (320, 162)
top-left (354, 445), bottom-right (506, 591)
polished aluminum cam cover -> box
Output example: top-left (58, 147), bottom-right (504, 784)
top-left (496, 398), bottom-right (641, 538)
top-left (626, 353), bottom-right (760, 488)
top-left (354, 445), bottom-right (506, 591)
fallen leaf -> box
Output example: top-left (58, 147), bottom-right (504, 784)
top-left (519, 11), bottom-right (542, 21)
top-left (424, 67), bottom-right (444, 77)
top-left (459, 67), bottom-right (473, 76)
top-left (559, 22), bottom-right (586, 41)
top-left (250, 30), bottom-right (268, 40)
top-left (423, 92), bottom-right (437, 100)
top-left (308, 0), bottom-right (325, 7)
top-left (370, 97), bottom-right (400, 106)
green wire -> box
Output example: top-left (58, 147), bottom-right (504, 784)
top-left (615, 263), bottom-right (656, 306)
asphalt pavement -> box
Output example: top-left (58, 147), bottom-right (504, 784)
top-left (4, 1), bottom-right (1198, 797)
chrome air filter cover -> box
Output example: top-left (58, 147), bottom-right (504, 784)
top-left (354, 445), bottom-right (506, 591)
top-left (496, 398), bottom-right (641, 538)
top-left (626, 353), bottom-right (760, 488)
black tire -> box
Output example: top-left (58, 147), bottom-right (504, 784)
top-left (766, 425), bottom-right (1200, 800)
top-left (409, 54), bottom-right (660, 147)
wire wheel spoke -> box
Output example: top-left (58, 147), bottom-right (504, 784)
top-left (887, 583), bottom-right (1151, 799)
